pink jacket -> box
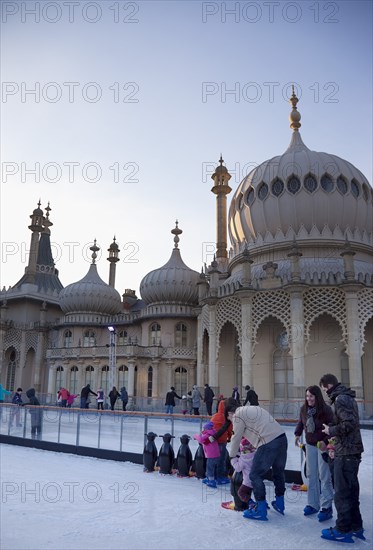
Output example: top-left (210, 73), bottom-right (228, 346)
top-left (231, 451), bottom-right (255, 487)
top-left (193, 429), bottom-right (220, 458)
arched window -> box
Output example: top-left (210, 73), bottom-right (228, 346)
top-left (118, 365), bottom-right (128, 390)
top-left (70, 366), bottom-right (79, 394)
top-left (83, 330), bottom-right (96, 347)
top-left (150, 323), bottom-right (161, 346)
top-left (287, 175), bottom-right (301, 194)
top-left (85, 365), bottom-right (94, 386)
top-left (64, 330), bottom-right (73, 348)
top-left (304, 174), bottom-right (318, 193)
top-left (246, 188), bottom-right (255, 206)
top-left (101, 365), bottom-right (110, 395)
top-left (321, 174), bottom-right (334, 193)
top-left (175, 366), bottom-right (188, 397)
top-left (147, 367), bottom-right (153, 397)
top-left (337, 175), bottom-right (348, 195)
top-left (258, 182), bottom-right (269, 200)
top-left (273, 333), bottom-right (293, 399)
top-left (351, 179), bottom-right (360, 198)
top-left (272, 178), bottom-right (284, 197)
top-left (6, 349), bottom-right (17, 392)
top-left (56, 366), bottom-right (64, 394)
top-left (117, 330), bottom-right (128, 345)
top-left (175, 323), bottom-right (187, 347)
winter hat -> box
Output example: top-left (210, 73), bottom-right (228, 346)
top-left (245, 385), bottom-right (250, 390)
top-left (233, 386), bottom-right (238, 390)
top-left (171, 386), bottom-right (175, 390)
top-left (240, 438), bottom-right (255, 453)
top-left (203, 421), bottom-right (214, 431)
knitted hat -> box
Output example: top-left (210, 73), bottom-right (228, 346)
top-left (203, 421), bottom-right (214, 431)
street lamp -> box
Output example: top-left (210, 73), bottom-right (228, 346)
top-left (107, 326), bottom-right (116, 395)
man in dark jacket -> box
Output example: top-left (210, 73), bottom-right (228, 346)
top-left (164, 386), bottom-right (181, 414)
top-left (320, 373), bottom-right (365, 543)
top-left (204, 384), bottom-right (215, 415)
top-left (120, 387), bottom-right (128, 411)
top-left (80, 384), bottom-right (97, 409)
top-left (243, 385), bottom-right (259, 406)
top-left (26, 388), bottom-right (42, 440)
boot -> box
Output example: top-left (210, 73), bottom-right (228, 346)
top-left (271, 495), bottom-right (285, 515)
top-left (243, 500), bottom-right (268, 521)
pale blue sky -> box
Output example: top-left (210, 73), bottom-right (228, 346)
top-left (1, 0), bottom-right (372, 295)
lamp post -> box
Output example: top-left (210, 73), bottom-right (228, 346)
top-left (107, 326), bottom-right (116, 395)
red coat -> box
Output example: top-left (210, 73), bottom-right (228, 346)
top-left (58, 388), bottom-right (70, 400)
top-left (210, 400), bottom-right (232, 443)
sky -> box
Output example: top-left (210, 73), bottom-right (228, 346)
top-left (1, 0), bottom-right (372, 296)
top-left (1, 424), bottom-right (372, 550)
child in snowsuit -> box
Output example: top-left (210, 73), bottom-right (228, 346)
top-left (180, 395), bottom-right (188, 415)
top-left (193, 421), bottom-right (221, 488)
top-left (231, 437), bottom-right (256, 505)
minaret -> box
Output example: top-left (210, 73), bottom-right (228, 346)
top-left (211, 155), bottom-right (232, 268)
top-left (27, 200), bottom-right (44, 276)
top-left (107, 237), bottom-right (120, 287)
top-left (289, 84), bottom-right (301, 131)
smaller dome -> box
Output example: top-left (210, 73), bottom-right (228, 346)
top-left (60, 264), bottom-right (122, 315)
top-left (59, 241), bottom-right (122, 315)
top-left (140, 223), bottom-right (200, 306)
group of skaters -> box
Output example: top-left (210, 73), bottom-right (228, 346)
top-left (0, 385), bottom-right (43, 439)
top-left (165, 383), bottom-right (259, 417)
top-left (193, 373), bottom-right (364, 544)
top-left (56, 385), bottom-right (129, 411)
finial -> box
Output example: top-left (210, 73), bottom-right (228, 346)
top-left (289, 85), bottom-right (301, 131)
top-left (171, 220), bottom-right (182, 248)
top-left (219, 154), bottom-right (224, 166)
top-left (38, 198), bottom-right (41, 208)
top-left (90, 239), bottom-right (100, 264)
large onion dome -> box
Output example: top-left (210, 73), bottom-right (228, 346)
top-left (228, 90), bottom-right (372, 253)
top-left (140, 222), bottom-right (200, 306)
top-left (59, 240), bottom-right (122, 315)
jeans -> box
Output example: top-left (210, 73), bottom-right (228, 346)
top-left (165, 405), bottom-right (174, 414)
top-left (334, 455), bottom-right (363, 533)
top-left (206, 457), bottom-right (219, 480)
top-left (80, 397), bottom-right (87, 409)
top-left (249, 433), bottom-right (288, 501)
top-left (306, 443), bottom-right (333, 510)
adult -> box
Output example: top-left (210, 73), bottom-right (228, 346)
top-left (204, 383), bottom-right (215, 415)
top-left (0, 383), bottom-right (11, 403)
top-left (319, 374), bottom-right (365, 543)
top-left (120, 387), bottom-right (128, 411)
top-left (227, 402), bottom-right (288, 521)
top-left (231, 386), bottom-right (240, 405)
top-left (25, 388), bottom-right (42, 440)
top-left (243, 385), bottom-right (259, 406)
top-left (80, 384), bottom-right (97, 409)
top-left (57, 387), bottom-right (70, 408)
top-left (164, 386), bottom-right (181, 414)
top-left (109, 386), bottom-right (120, 410)
top-left (191, 385), bottom-right (203, 415)
top-left (10, 388), bottom-right (23, 427)
top-left (294, 385), bottom-right (334, 521)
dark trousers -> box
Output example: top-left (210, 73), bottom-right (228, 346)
top-left (334, 455), bottom-right (363, 533)
top-left (193, 408), bottom-right (200, 415)
top-left (122, 402), bottom-right (127, 411)
top-left (249, 433), bottom-right (287, 502)
top-left (205, 401), bottom-right (213, 415)
top-left (31, 425), bottom-right (42, 439)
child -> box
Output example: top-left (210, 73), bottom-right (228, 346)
top-left (96, 389), bottom-right (104, 410)
top-left (187, 391), bottom-right (193, 415)
top-left (193, 421), bottom-right (221, 488)
top-left (180, 395), bottom-right (188, 415)
top-left (231, 438), bottom-right (256, 505)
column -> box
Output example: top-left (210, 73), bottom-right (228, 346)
top-left (127, 360), bottom-right (135, 397)
top-left (166, 360), bottom-right (173, 389)
top-left (47, 364), bottom-right (55, 396)
top-left (196, 310), bottom-right (204, 387)
top-left (345, 287), bottom-right (363, 396)
top-left (240, 294), bottom-right (253, 387)
top-left (208, 303), bottom-right (218, 388)
top-left (152, 361), bottom-right (159, 397)
top-left (289, 289), bottom-right (305, 398)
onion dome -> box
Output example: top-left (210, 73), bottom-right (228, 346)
top-left (228, 88), bottom-right (372, 252)
top-left (140, 222), bottom-right (200, 306)
top-left (59, 240), bottom-right (122, 314)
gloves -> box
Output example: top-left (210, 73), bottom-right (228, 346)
top-left (208, 436), bottom-right (215, 443)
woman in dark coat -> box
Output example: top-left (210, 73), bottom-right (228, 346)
top-left (109, 386), bottom-right (120, 410)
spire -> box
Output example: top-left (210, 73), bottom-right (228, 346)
top-left (107, 236), bottom-right (120, 287)
top-left (171, 220), bottom-right (182, 249)
top-left (90, 239), bottom-right (100, 264)
top-left (211, 156), bottom-right (232, 262)
top-left (289, 85), bottom-right (301, 131)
